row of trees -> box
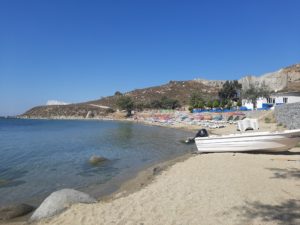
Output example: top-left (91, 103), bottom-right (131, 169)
top-left (189, 80), bottom-right (242, 112)
top-left (115, 81), bottom-right (271, 117)
top-left (148, 96), bottom-right (180, 109)
top-left (189, 80), bottom-right (270, 111)
top-left (116, 95), bottom-right (180, 116)
top-left (189, 93), bottom-right (241, 112)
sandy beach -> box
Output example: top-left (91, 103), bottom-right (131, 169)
top-left (3, 111), bottom-right (299, 225)
top-left (23, 147), bottom-right (299, 225)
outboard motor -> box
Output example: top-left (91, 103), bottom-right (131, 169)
top-left (195, 129), bottom-right (209, 138)
top-left (185, 129), bottom-right (209, 144)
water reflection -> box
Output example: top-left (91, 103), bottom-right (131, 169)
top-left (77, 159), bottom-right (119, 177)
top-left (115, 123), bottom-right (133, 143)
top-left (0, 167), bottom-right (28, 188)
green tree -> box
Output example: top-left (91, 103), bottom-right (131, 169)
top-left (242, 83), bottom-right (270, 109)
top-left (160, 96), bottom-right (181, 109)
top-left (226, 100), bottom-right (232, 109)
top-left (218, 80), bottom-right (242, 100)
top-left (116, 96), bottom-right (134, 117)
top-left (134, 102), bottom-right (145, 111)
top-left (114, 91), bottom-right (123, 96)
top-left (189, 93), bottom-right (204, 109)
top-left (150, 99), bottom-right (162, 109)
top-left (189, 93), bottom-right (200, 108)
top-left (212, 99), bottom-right (220, 108)
top-left (196, 101), bottom-right (205, 109)
top-left (237, 100), bottom-right (242, 107)
top-left (206, 100), bottom-right (213, 109)
top-left (220, 99), bottom-right (227, 109)
top-left (149, 97), bottom-right (180, 109)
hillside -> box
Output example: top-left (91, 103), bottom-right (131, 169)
top-left (22, 80), bottom-right (220, 118)
top-left (22, 104), bottom-right (112, 119)
top-left (21, 63), bottom-right (300, 118)
top-left (88, 80), bottom-right (220, 107)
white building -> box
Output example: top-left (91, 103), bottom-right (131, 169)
top-left (242, 97), bottom-right (266, 110)
top-left (266, 92), bottom-right (300, 104)
top-left (242, 92), bottom-right (300, 110)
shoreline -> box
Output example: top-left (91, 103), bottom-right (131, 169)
top-left (78, 146), bottom-right (196, 204)
top-left (2, 112), bottom-right (286, 224)
top-left (15, 114), bottom-right (232, 133)
top-left (1, 118), bottom-right (196, 224)
top-left (100, 152), bottom-right (195, 202)
top-left (17, 108), bottom-right (280, 134)
top-left (34, 148), bottom-right (300, 225)
top-left (1, 152), bottom-right (196, 225)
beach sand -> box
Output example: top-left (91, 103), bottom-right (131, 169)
top-left (3, 111), bottom-right (299, 225)
top-left (29, 148), bottom-right (300, 225)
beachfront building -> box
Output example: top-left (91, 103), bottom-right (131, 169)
top-left (242, 97), bottom-right (267, 110)
top-left (242, 92), bottom-right (300, 110)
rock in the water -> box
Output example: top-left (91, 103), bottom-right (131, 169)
top-left (30, 189), bottom-right (96, 221)
top-left (0, 204), bottom-right (34, 220)
top-left (0, 179), bottom-right (8, 186)
top-left (89, 155), bottom-right (107, 165)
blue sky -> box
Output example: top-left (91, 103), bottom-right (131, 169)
top-left (1, 0), bottom-right (300, 116)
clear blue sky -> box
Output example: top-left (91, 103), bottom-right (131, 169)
top-left (1, 0), bottom-right (300, 116)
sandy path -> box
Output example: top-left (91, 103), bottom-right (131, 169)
top-left (35, 149), bottom-right (300, 225)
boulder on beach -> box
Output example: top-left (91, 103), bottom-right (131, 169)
top-left (0, 203), bottom-right (34, 220)
top-left (30, 189), bottom-right (96, 221)
top-left (89, 155), bottom-right (107, 165)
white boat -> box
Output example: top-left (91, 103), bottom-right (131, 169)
top-left (194, 129), bottom-right (300, 153)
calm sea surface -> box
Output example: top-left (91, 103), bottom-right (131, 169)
top-left (0, 118), bottom-right (195, 206)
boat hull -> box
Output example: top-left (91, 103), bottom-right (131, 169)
top-left (195, 129), bottom-right (300, 153)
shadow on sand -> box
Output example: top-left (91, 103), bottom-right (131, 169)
top-left (243, 150), bottom-right (300, 156)
top-left (266, 167), bottom-right (300, 179)
top-left (197, 151), bottom-right (300, 156)
top-left (233, 200), bottom-right (300, 225)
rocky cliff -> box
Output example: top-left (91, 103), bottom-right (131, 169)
top-left (239, 64), bottom-right (300, 91)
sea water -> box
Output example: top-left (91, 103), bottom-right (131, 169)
top-left (0, 118), bottom-right (195, 206)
